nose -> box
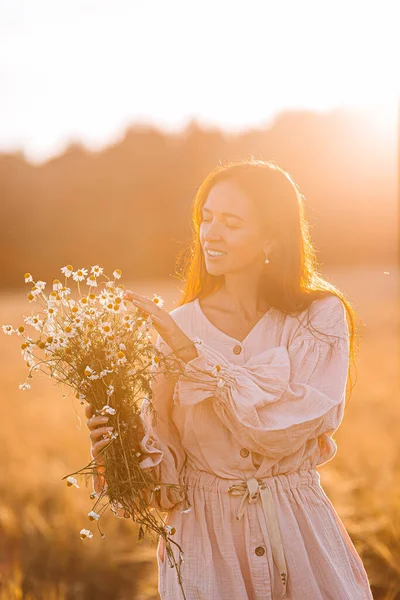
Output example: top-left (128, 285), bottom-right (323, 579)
top-left (203, 218), bottom-right (224, 240)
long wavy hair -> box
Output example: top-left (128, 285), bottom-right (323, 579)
top-left (173, 158), bottom-right (362, 406)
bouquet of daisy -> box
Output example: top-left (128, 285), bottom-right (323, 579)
top-left (2, 264), bottom-right (192, 598)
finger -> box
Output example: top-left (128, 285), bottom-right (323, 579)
top-left (123, 289), bottom-right (135, 299)
top-left (87, 416), bottom-right (109, 431)
top-left (92, 438), bottom-right (111, 457)
top-left (90, 426), bottom-right (113, 440)
top-left (85, 403), bottom-right (94, 419)
top-left (131, 299), bottom-right (159, 316)
top-left (124, 290), bottom-right (147, 303)
top-left (123, 290), bottom-right (145, 300)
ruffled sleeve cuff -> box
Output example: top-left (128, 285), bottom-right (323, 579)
top-left (173, 336), bottom-right (291, 409)
top-left (138, 432), bottom-right (164, 469)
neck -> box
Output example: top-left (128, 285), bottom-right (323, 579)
top-left (220, 266), bottom-right (268, 318)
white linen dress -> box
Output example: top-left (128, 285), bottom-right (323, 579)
top-left (134, 295), bottom-right (373, 599)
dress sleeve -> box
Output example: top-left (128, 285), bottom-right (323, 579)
top-left (136, 333), bottom-right (189, 513)
top-left (173, 295), bottom-right (349, 460)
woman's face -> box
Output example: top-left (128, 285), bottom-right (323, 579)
top-left (200, 179), bottom-right (269, 276)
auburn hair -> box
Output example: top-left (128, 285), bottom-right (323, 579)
top-left (173, 157), bottom-right (362, 406)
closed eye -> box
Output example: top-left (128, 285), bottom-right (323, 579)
top-left (201, 218), bottom-right (240, 229)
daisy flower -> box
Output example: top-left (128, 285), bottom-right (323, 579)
top-left (152, 294), bottom-right (164, 308)
top-left (116, 351), bottom-right (127, 366)
top-left (86, 275), bottom-right (97, 287)
top-left (30, 286), bottom-right (41, 297)
top-left (91, 265), bottom-right (103, 276)
top-left (48, 291), bottom-right (61, 305)
top-left (66, 476), bottom-right (80, 488)
top-left (45, 306), bottom-right (58, 319)
top-left (73, 315), bottom-right (84, 328)
top-left (53, 279), bottom-right (63, 291)
top-left (79, 529), bottom-right (93, 539)
top-left (165, 525), bottom-right (176, 535)
top-left (88, 510), bottom-right (101, 521)
top-left (99, 405), bottom-right (116, 416)
top-left (19, 382), bottom-right (31, 390)
top-left (113, 269), bottom-right (122, 279)
top-left (103, 430), bottom-right (118, 441)
top-left (59, 286), bottom-right (71, 298)
top-left (36, 281), bottom-right (46, 290)
top-left (72, 268), bottom-right (88, 282)
top-left (106, 384), bottom-right (114, 397)
top-left (2, 325), bottom-right (14, 335)
top-left (101, 322), bottom-right (112, 334)
top-left (98, 369), bottom-right (113, 378)
top-left (24, 273), bottom-right (33, 283)
top-left (61, 265), bottom-right (73, 277)
top-left (63, 325), bottom-right (77, 338)
top-left (24, 315), bottom-right (43, 330)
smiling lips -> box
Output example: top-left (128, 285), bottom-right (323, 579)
top-left (205, 247), bottom-right (227, 257)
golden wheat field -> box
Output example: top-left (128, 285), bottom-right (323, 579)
top-left (0, 265), bottom-right (399, 600)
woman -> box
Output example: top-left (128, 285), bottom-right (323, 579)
top-left (86, 159), bottom-right (373, 599)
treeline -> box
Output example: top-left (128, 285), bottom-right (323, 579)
top-left (0, 108), bottom-right (396, 289)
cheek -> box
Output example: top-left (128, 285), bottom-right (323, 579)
top-left (227, 229), bottom-right (259, 253)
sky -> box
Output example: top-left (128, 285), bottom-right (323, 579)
top-left (0, 0), bottom-right (399, 165)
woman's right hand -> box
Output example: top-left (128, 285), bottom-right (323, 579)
top-left (85, 402), bottom-right (114, 464)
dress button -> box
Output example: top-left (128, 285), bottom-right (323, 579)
top-left (233, 344), bottom-right (242, 355)
top-left (255, 546), bottom-right (265, 556)
top-left (240, 448), bottom-right (250, 458)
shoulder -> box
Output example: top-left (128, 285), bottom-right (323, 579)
top-left (291, 294), bottom-right (348, 344)
top-left (308, 294), bottom-right (346, 324)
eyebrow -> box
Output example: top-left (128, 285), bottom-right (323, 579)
top-left (202, 207), bottom-right (245, 221)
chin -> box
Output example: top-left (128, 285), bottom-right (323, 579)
top-left (204, 263), bottom-right (227, 275)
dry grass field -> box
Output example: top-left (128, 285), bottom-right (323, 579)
top-left (0, 265), bottom-right (398, 599)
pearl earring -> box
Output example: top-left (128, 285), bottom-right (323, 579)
top-left (264, 253), bottom-right (270, 264)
